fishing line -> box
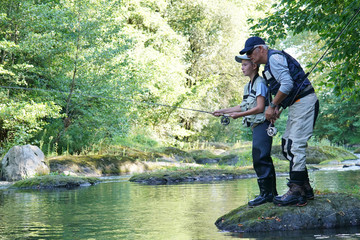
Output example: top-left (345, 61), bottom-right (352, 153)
top-left (307, 5), bottom-right (360, 77)
top-left (0, 85), bottom-right (231, 125)
top-left (290, 5), bottom-right (360, 104)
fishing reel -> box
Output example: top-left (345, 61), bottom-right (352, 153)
top-left (221, 114), bottom-right (230, 126)
top-left (266, 123), bottom-right (278, 137)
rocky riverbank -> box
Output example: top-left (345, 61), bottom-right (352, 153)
top-left (129, 145), bottom-right (358, 185)
top-left (47, 145), bottom-right (357, 178)
top-left (1, 144), bottom-right (358, 188)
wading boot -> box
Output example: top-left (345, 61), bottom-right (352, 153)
top-left (304, 168), bottom-right (314, 200)
top-left (273, 181), bottom-right (307, 207)
top-left (304, 180), bottom-right (314, 200)
top-left (272, 174), bottom-right (278, 197)
top-left (248, 178), bottom-right (275, 207)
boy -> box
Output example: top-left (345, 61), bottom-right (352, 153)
top-left (213, 55), bottom-right (277, 206)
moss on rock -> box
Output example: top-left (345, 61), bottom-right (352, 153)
top-left (158, 147), bottom-right (191, 157)
top-left (215, 193), bottom-right (360, 232)
top-left (129, 167), bottom-right (257, 184)
top-left (11, 175), bottom-right (100, 189)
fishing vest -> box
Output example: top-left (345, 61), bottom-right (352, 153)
top-left (240, 75), bottom-right (267, 127)
top-left (263, 49), bottom-right (311, 108)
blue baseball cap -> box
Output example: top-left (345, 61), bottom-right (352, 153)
top-left (239, 37), bottom-right (266, 55)
top-left (235, 55), bottom-right (250, 63)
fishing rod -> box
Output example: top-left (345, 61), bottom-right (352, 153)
top-left (0, 85), bottom-right (231, 125)
top-left (267, 5), bottom-right (360, 137)
top-left (290, 4), bottom-right (360, 104)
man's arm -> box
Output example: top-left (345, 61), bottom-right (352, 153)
top-left (265, 54), bottom-right (293, 122)
top-left (269, 53), bottom-right (293, 96)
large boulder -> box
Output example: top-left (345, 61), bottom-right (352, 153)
top-left (215, 193), bottom-right (360, 232)
top-left (1, 145), bottom-right (49, 181)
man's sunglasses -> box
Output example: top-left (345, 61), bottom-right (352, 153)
top-left (246, 46), bottom-right (259, 55)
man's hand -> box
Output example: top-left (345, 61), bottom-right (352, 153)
top-left (274, 107), bottom-right (282, 119)
top-left (265, 107), bottom-right (276, 123)
top-left (267, 90), bottom-right (288, 123)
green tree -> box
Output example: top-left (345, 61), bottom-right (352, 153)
top-left (0, 0), bottom-right (63, 152)
top-left (314, 92), bottom-right (360, 145)
top-left (0, 0), bottom-right (138, 153)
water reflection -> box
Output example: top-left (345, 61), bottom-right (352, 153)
top-left (229, 227), bottom-right (360, 239)
top-left (0, 170), bottom-right (359, 239)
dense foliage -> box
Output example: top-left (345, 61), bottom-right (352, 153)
top-left (0, 0), bottom-right (359, 155)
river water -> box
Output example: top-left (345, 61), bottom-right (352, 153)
top-left (1, 168), bottom-right (360, 240)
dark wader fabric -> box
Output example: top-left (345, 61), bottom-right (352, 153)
top-left (252, 120), bottom-right (275, 179)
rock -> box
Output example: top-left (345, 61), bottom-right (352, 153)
top-left (195, 158), bottom-right (220, 164)
top-left (130, 168), bottom-right (256, 185)
top-left (215, 193), bottom-right (360, 232)
top-left (206, 142), bottom-right (231, 150)
top-left (218, 154), bottom-right (239, 165)
top-left (161, 147), bottom-right (191, 157)
top-left (1, 145), bottom-right (50, 181)
top-left (11, 175), bottom-right (99, 189)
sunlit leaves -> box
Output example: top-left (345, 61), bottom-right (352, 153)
top-left (0, 99), bottom-right (62, 148)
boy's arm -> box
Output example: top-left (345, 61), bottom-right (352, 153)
top-left (213, 105), bottom-right (241, 116)
top-left (230, 96), bottom-right (265, 119)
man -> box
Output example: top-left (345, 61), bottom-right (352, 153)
top-left (239, 36), bottom-right (319, 206)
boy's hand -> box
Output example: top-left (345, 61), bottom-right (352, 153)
top-left (212, 110), bottom-right (223, 117)
top-left (229, 113), bottom-right (242, 119)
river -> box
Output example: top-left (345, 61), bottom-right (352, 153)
top-left (0, 168), bottom-right (360, 239)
